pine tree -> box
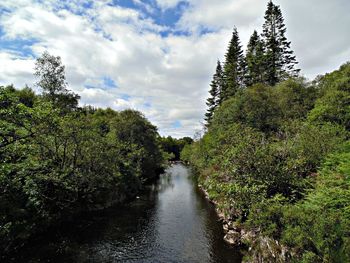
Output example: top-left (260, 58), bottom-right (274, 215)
top-left (262, 1), bottom-right (299, 86)
top-left (245, 30), bottom-right (266, 86)
top-left (205, 60), bottom-right (224, 126)
top-left (222, 27), bottom-right (246, 101)
top-left (216, 61), bottom-right (226, 106)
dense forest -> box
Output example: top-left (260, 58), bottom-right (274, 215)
top-left (0, 52), bottom-right (166, 257)
top-left (182, 1), bottom-right (350, 262)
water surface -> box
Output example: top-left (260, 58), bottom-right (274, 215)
top-left (17, 164), bottom-right (242, 262)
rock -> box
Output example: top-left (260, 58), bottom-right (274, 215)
top-left (223, 230), bottom-right (241, 246)
top-left (227, 221), bottom-right (240, 231)
top-left (242, 235), bottom-right (293, 263)
top-left (241, 229), bottom-right (256, 244)
top-left (217, 212), bottom-right (226, 220)
top-left (223, 223), bottom-right (229, 233)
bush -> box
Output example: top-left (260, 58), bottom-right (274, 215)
top-left (308, 63), bottom-right (350, 130)
top-left (184, 64), bottom-right (350, 261)
top-left (0, 86), bottom-right (164, 255)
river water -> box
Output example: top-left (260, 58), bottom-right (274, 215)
top-left (16, 164), bottom-right (242, 263)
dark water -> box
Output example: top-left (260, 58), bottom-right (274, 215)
top-left (17, 164), bottom-right (242, 262)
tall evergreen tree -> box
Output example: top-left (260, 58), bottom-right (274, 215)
top-left (245, 30), bottom-right (266, 86)
top-left (205, 60), bottom-right (223, 126)
top-left (216, 61), bottom-right (226, 106)
top-left (262, 1), bottom-right (299, 86)
top-left (222, 27), bottom-right (246, 101)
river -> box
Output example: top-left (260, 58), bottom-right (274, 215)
top-left (15, 164), bottom-right (242, 263)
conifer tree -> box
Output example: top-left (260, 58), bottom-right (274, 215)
top-left (205, 60), bottom-right (223, 126)
top-left (262, 1), bottom-right (299, 86)
top-left (215, 61), bottom-right (226, 106)
top-left (245, 30), bottom-right (266, 86)
top-left (222, 27), bottom-right (245, 101)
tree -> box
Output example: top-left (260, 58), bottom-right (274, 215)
top-left (222, 27), bottom-right (246, 101)
top-left (0, 87), bottom-right (166, 256)
top-left (205, 60), bottom-right (224, 125)
top-left (34, 51), bottom-right (80, 111)
top-left (160, 136), bottom-right (193, 161)
top-left (211, 84), bottom-right (281, 133)
top-left (262, 1), bottom-right (299, 86)
top-left (245, 30), bottom-right (266, 86)
top-left (112, 109), bottom-right (164, 180)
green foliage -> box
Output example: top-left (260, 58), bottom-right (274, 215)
top-left (280, 143), bottom-right (350, 262)
top-left (262, 1), bottom-right (299, 85)
top-left (308, 62), bottom-right (350, 130)
top-left (0, 85), bottom-right (164, 256)
top-left (245, 30), bottom-right (266, 86)
top-left (222, 27), bottom-right (246, 100)
top-left (247, 195), bottom-right (287, 239)
top-left (274, 78), bottom-right (317, 120)
top-left (180, 143), bottom-right (193, 162)
top-left (212, 84), bottom-right (280, 133)
top-left (211, 78), bottom-right (316, 134)
top-left (110, 109), bottom-right (164, 180)
top-left (185, 62), bottom-right (350, 261)
top-left (34, 51), bottom-right (80, 112)
top-left (204, 0), bottom-right (302, 139)
top-left (205, 60), bottom-right (224, 125)
top-left (160, 136), bottom-right (193, 161)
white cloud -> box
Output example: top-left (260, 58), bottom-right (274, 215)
top-left (176, 0), bottom-right (350, 78)
top-left (0, 0), bottom-right (213, 137)
top-left (177, 0), bottom-right (266, 33)
top-left (0, 52), bottom-right (34, 88)
top-left (0, 0), bottom-right (349, 138)
top-left (133, 0), bottom-right (157, 14)
top-left (274, 0), bottom-right (350, 78)
top-left (155, 0), bottom-right (184, 10)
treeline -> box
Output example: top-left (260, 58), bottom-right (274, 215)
top-left (160, 136), bottom-right (193, 161)
top-left (182, 1), bottom-right (350, 262)
top-left (0, 52), bottom-right (165, 256)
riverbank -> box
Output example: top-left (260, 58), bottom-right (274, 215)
top-left (1, 164), bottom-right (168, 262)
top-left (3, 164), bottom-right (242, 263)
top-left (0, 85), bottom-right (166, 260)
top-left (198, 183), bottom-right (292, 262)
top-left (180, 63), bottom-right (350, 262)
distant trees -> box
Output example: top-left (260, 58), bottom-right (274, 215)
top-left (205, 1), bottom-right (300, 122)
top-left (160, 136), bottom-right (193, 161)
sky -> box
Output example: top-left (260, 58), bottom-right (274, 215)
top-left (0, 0), bottom-right (349, 138)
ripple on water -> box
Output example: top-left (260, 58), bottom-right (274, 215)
top-left (15, 164), bottom-right (242, 263)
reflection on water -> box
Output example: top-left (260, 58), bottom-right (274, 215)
top-left (14, 164), bottom-right (242, 263)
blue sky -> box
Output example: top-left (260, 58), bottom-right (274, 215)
top-left (114, 0), bottom-right (188, 27)
top-left (1, 0), bottom-right (350, 137)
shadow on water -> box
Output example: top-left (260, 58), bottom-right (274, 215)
top-left (12, 164), bottom-right (242, 263)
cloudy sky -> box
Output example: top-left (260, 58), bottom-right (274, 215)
top-left (0, 0), bottom-right (349, 137)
